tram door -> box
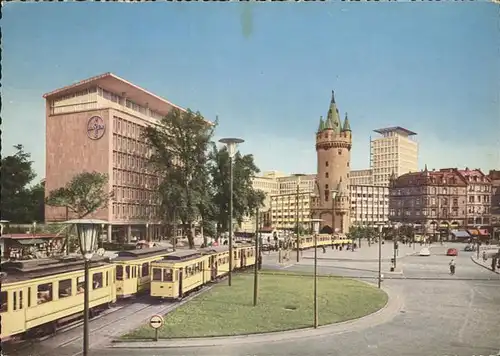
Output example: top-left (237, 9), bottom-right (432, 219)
top-left (240, 250), bottom-right (245, 267)
top-left (210, 257), bottom-right (216, 281)
top-left (178, 269), bottom-right (183, 297)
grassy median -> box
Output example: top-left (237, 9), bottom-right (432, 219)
top-left (123, 271), bottom-right (388, 339)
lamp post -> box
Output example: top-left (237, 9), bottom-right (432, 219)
top-left (219, 137), bottom-right (244, 287)
top-left (310, 218), bottom-right (323, 329)
top-left (253, 208), bottom-right (259, 306)
top-left (377, 223), bottom-right (384, 288)
top-left (63, 219), bottom-right (107, 356)
top-left (146, 223), bottom-right (149, 242)
top-left (293, 174), bottom-right (306, 262)
top-left (331, 190), bottom-right (338, 236)
top-left (392, 222), bottom-right (400, 269)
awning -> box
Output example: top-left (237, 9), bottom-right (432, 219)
top-left (451, 230), bottom-right (470, 238)
top-left (12, 238), bottom-right (47, 245)
top-left (468, 229), bottom-right (479, 236)
top-left (479, 229), bottom-right (489, 236)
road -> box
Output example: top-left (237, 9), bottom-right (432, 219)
top-left (5, 243), bottom-right (500, 356)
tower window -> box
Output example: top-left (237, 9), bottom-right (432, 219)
top-left (325, 161), bottom-right (329, 167)
top-left (324, 191), bottom-right (329, 201)
top-left (338, 149), bottom-right (342, 155)
top-left (325, 172), bottom-right (329, 178)
top-left (325, 184), bottom-right (329, 190)
top-left (347, 162), bottom-right (349, 167)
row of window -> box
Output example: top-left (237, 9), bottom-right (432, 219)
top-left (113, 134), bottom-right (152, 159)
top-left (114, 186), bottom-right (158, 203)
top-left (116, 263), bottom-right (150, 280)
top-left (0, 271), bottom-right (110, 313)
top-left (112, 203), bottom-right (159, 220)
top-left (101, 90), bottom-right (164, 122)
top-left (113, 150), bottom-right (150, 172)
top-left (112, 169), bottom-right (159, 190)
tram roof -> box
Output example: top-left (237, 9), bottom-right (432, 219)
top-left (0, 255), bottom-right (111, 284)
top-left (113, 246), bottom-right (171, 261)
top-left (159, 250), bottom-right (201, 262)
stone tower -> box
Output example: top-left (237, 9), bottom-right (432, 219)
top-left (311, 91), bottom-right (352, 235)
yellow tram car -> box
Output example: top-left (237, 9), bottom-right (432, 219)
top-left (0, 256), bottom-right (116, 340)
top-left (296, 234), bottom-right (353, 250)
top-left (233, 242), bottom-right (256, 269)
top-left (113, 246), bottom-right (171, 299)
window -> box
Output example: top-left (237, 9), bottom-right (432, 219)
top-left (37, 283), bottom-right (53, 304)
top-left (0, 291), bottom-right (7, 312)
top-left (141, 262), bottom-right (149, 277)
top-left (77, 276), bottom-right (85, 294)
top-left (325, 161), bottom-right (329, 167)
top-left (28, 287), bottom-right (31, 307)
top-left (106, 271), bottom-right (109, 286)
top-left (13, 292), bottom-right (17, 311)
top-left (116, 265), bottom-right (124, 281)
top-left (59, 279), bottom-right (72, 298)
top-left (325, 172), bottom-right (329, 178)
top-left (126, 266), bottom-right (131, 279)
top-left (163, 269), bottom-right (173, 282)
top-left (153, 268), bottom-right (162, 281)
top-left (19, 290), bottom-right (23, 309)
top-left (93, 272), bottom-right (103, 290)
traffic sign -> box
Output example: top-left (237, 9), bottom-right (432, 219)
top-left (149, 314), bottom-right (164, 329)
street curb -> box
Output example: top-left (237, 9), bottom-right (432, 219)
top-left (302, 251), bottom-right (417, 263)
top-left (470, 255), bottom-right (500, 275)
top-left (110, 285), bottom-right (403, 349)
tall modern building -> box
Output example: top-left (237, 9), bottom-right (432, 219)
top-left (310, 91), bottom-right (352, 234)
top-left (370, 127), bottom-right (419, 186)
top-left (44, 72), bottom-right (190, 242)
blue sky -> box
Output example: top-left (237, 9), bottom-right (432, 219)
top-left (2, 3), bottom-right (499, 181)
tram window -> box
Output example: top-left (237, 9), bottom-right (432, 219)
top-left (13, 292), bottom-right (17, 311)
top-left (93, 272), bottom-right (103, 290)
top-left (142, 263), bottom-right (149, 277)
top-left (152, 268), bottom-right (162, 281)
top-left (163, 269), bottom-right (173, 282)
top-left (106, 271), bottom-right (109, 286)
top-left (19, 290), bottom-right (23, 309)
top-left (37, 283), bottom-right (53, 304)
top-left (116, 265), bottom-right (124, 281)
top-left (28, 287), bottom-right (31, 307)
top-left (77, 277), bottom-right (85, 294)
top-left (125, 266), bottom-right (130, 279)
top-left (0, 291), bottom-right (7, 312)
top-left (59, 279), bottom-right (72, 298)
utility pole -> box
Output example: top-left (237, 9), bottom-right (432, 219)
top-left (253, 208), bottom-right (259, 306)
top-left (296, 182), bottom-right (300, 262)
top-left (378, 224), bottom-right (383, 288)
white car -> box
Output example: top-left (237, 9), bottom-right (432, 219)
top-left (419, 247), bottom-right (431, 256)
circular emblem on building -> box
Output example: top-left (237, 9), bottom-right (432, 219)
top-left (87, 116), bottom-right (105, 140)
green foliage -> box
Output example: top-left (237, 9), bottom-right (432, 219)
top-left (143, 108), bottom-right (216, 248)
top-left (348, 225), bottom-right (377, 241)
top-left (45, 171), bottom-right (113, 218)
top-left (0, 144), bottom-right (44, 223)
top-left (208, 145), bottom-right (265, 234)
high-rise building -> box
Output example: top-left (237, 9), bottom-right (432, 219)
top-left (44, 72), bottom-right (190, 242)
top-left (350, 185), bottom-right (389, 227)
top-left (370, 127), bottom-right (419, 186)
top-left (310, 91), bottom-right (352, 234)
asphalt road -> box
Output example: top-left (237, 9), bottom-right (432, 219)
top-left (6, 244), bottom-right (500, 356)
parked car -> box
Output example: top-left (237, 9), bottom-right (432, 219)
top-left (419, 247), bottom-right (431, 256)
top-left (446, 248), bottom-right (458, 256)
top-left (464, 244), bottom-right (475, 252)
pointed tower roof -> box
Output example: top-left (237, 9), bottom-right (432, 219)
top-left (326, 90), bottom-right (342, 133)
top-left (317, 116), bottom-right (325, 132)
top-left (342, 112), bottom-right (351, 132)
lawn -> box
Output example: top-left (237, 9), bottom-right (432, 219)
top-left (123, 271), bottom-right (388, 339)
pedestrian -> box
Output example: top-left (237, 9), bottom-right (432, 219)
top-left (449, 259), bottom-right (456, 275)
top-left (322, 245), bottom-right (326, 253)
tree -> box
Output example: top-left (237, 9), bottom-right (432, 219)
top-left (46, 171), bottom-right (114, 218)
top-left (1, 144), bottom-right (38, 223)
top-left (143, 108), bottom-right (216, 249)
top-left (29, 180), bottom-right (45, 223)
top-left (45, 171), bottom-right (114, 253)
top-left (209, 145), bottom-right (265, 235)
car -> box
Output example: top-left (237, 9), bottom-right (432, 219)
top-left (446, 248), bottom-right (458, 256)
top-left (419, 247), bottom-right (431, 256)
top-left (464, 244), bottom-right (475, 252)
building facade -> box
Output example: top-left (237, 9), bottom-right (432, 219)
top-left (370, 127), bottom-right (419, 186)
top-left (44, 72), bottom-right (189, 242)
top-left (488, 170), bottom-right (500, 226)
top-left (350, 184), bottom-right (389, 227)
top-left (389, 167), bottom-right (469, 237)
top-left (310, 91), bottom-right (352, 234)
top-left (350, 169), bottom-right (374, 185)
top-left (454, 168), bottom-right (492, 226)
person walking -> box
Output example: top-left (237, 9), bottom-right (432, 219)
top-left (449, 259), bottom-right (456, 275)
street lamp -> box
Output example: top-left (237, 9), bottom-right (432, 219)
top-left (310, 218), bottom-right (323, 329)
top-left (219, 137), bottom-right (244, 287)
top-left (392, 222), bottom-right (400, 269)
top-left (293, 174), bottom-right (306, 262)
top-left (376, 222), bottom-right (384, 288)
top-left (63, 219), bottom-right (107, 356)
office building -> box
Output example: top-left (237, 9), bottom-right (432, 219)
top-left (370, 127), bottom-right (419, 186)
top-left (44, 72), bottom-right (191, 242)
top-left (350, 185), bottom-right (389, 227)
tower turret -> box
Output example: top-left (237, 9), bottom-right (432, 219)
top-left (317, 116), bottom-right (325, 132)
top-left (312, 91), bottom-right (352, 235)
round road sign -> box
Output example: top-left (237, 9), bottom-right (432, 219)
top-left (149, 314), bottom-right (164, 329)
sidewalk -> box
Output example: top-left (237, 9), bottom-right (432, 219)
top-left (110, 285), bottom-right (403, 349)
top-left (299, 243), bottom-right (420, 262)
top-left (470, 255), bottom-right (500, 275)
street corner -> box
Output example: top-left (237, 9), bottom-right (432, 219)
top-left (470, 255), bottom-right (500, 275)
